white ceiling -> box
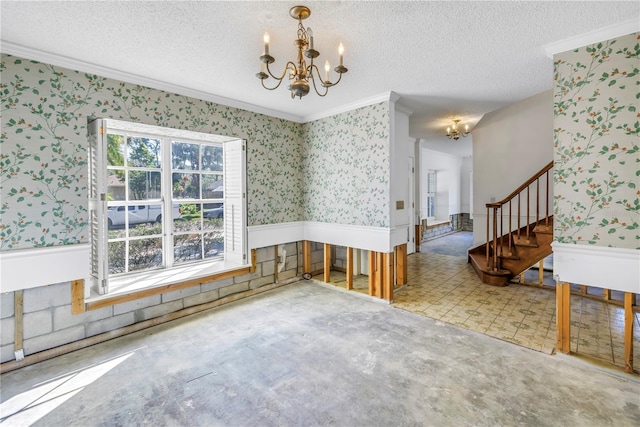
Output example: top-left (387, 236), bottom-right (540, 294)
top-left (2, 1), bottom-right (638, 157)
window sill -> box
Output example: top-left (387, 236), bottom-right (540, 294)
top-left (426, 219), bottom-right (451, 228)
top-left (85, 259), bottom-right (252, 311)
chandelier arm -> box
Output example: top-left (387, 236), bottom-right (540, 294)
top-left (265, 61), bottom-right (297, 81)
top-left (327, 69), bottom-right (344, 87)
top-left (309, 72), bottom-right (329, 97)
top-left (307, 64), bottom-right (327, 84)
top-left (307, 63), bottom-right (343, 89)
top-left (261, 78), bottom-right (286, 91)
top-left (262, 63), bottom-right (299, 91)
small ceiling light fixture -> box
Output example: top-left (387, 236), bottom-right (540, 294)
top-left (446, 120), bottom-right (470, 140)
top-left (256, 5), bottom-right (348, 99)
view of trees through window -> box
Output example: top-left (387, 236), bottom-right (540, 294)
top-left (106, 133), bottom-right (224, 275)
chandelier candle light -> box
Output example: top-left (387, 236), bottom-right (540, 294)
top-left (256, 5), bottom-right (348, 99)
top-left (446, 120), bottom-right (470, 140)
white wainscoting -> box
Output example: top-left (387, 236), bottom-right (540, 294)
top-left (552, 242), bottom-right (640, 293)
top-left (248, 221), bottom-right (408, 254)
top-left (1, 222), bottom-right (409, 293)
top-left (0, 244), bottom-right (89, 293)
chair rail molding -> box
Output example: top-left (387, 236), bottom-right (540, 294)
top-left (551, 242), bottom-right (640, 294)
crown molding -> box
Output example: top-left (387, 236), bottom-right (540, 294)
top-left (543, 18), bottom-right (639, 58)
top-left (1, 41), bottom-right (305, 123)
top-left (2, 42), bottom-right (407, 125)
top-left (394, 103), bottom-right (414, 116)
top-left (302, 92), bottom-right (396, 123)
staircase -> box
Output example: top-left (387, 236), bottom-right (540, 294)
top-left (468, 161), bottom-right (554, 286)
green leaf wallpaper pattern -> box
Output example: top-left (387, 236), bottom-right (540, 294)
top-left (553, 33), bottom-right (640, 249)
top-left (302, 103), bottom-right (390, 227)
top-left (0, 54), bottom-right (305, 249)
top-left (1, 54), bottom-right (392, 251)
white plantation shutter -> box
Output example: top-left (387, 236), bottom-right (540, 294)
top-left (223, 139), bottom-right (247, 264)
top-left (87, 118), bottom-right (109, 294)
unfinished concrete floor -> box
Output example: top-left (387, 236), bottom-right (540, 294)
top-left (2, 282), bottom-right (639, 426)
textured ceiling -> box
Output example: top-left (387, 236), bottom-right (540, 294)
top-left (2, 1), bottom-right (639, 157)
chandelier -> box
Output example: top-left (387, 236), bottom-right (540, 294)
top-left (446, 120), bottom-right (469, 140)
top-left (256, 5), bottom-right (348, 99)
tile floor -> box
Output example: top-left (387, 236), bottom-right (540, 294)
top-left (316, 234), bottom-right (639, 373)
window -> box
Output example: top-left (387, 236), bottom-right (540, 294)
top-left (88, 119), bottom-right (246, 295)
top-left (426, 170), bottom-right (436, 219)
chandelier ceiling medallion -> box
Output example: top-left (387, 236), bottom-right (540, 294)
top-left (256, 5), bottom-right (348, 99)
top-left (446, 120), bottom-right (470, 140)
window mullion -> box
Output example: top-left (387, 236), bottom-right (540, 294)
top-left (163, 136), bottom-right (174, 268)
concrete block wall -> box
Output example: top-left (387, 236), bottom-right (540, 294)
top-left (333, 246), bottom-right (347, 270)
top-left (278, 242), bottom-right (301, 282)
top-left (422, 214), bottom-right (468, 241)
top-left (461, 213), bottom-right (473, 232)
top-left (309, 241), bottom-right (324, 273)
top-left (423, 221), bottom-right (454, 241)
top-left (0, 243), bottom-right (301, 364)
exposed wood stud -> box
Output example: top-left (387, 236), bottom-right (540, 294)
top-left (624, 292), bottom-right (635, 373)
top-left (346, 247), bottom-right (354, 290)
top-left (71, 279), bottom-right (86, 315)
top-left (556, 281), bottom-right (571, 354)
top-left (250, 249), bottom-right (257, 273)
top-left (383, 252), bottom-right (394, 301)
top-left (556, 282), bottom-right (563, 351)
top-left (368, 251), bottom-right (376, 296)
top-left (274, 246), bottom-right (279, 282)
top-left (14, 290), bottom-right (23, 351)
top-left (303, 240), bottom-right (311, 274)
top-left (395, 244), bottom-right (407, 286)
top-left (324, 243), bottom-right (331, 283)
top-left (375, 252), bottom-right (383, 298)
top-left (581, 285), bottom-right (588, 295)
top-left (603, 288), bottom-right (611, 301)
top-left (538, 260), bottom-right (544, 285)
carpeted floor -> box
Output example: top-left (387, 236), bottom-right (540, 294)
top-left (420, 231), bottom-right (473, 257)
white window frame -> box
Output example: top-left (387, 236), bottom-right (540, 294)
top-left (88, 118), bottom-right (247, 295)
top-left (426, 169), bottom-right (436, 220)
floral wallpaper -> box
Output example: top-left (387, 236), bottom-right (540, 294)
top-left (553, 33), bottom-right (639, 249)
top-left (302, 103), bottom-right (390, 227)
top-left (0, 54), bottom-right (304, 250)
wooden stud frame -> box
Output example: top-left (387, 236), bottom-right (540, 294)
top-left (538, 260), bottom-right (544, 285)
top-left (324, 243), bottom-right (331, 283)
top-left (250, 249), bottom-right (257, 273)
top-left (71, 279), bottom-right (86, 315)
top-left (556, 281), bottom-right (571, 354)
top-left (274, 246), bottom-right (279, 282)
top-left (395, 244), bottom-right (407, 286)
top-left (368, 251), bottom-right (376, 296)
top-left (375, 252), bottom-right (383, 298)
top-left (624, 292), bottom-right (635, 373)
top-left (303, 240), bottom-right (311, 274)
top-left (383, 252), bottom-right (394, 301)
top-left (14, 290), bottom-right (23, 356)
top-left (346, 247), bottom-right (354, 290)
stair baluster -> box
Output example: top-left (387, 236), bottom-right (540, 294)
top-left (469, 161), bottom-right (555, 286)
